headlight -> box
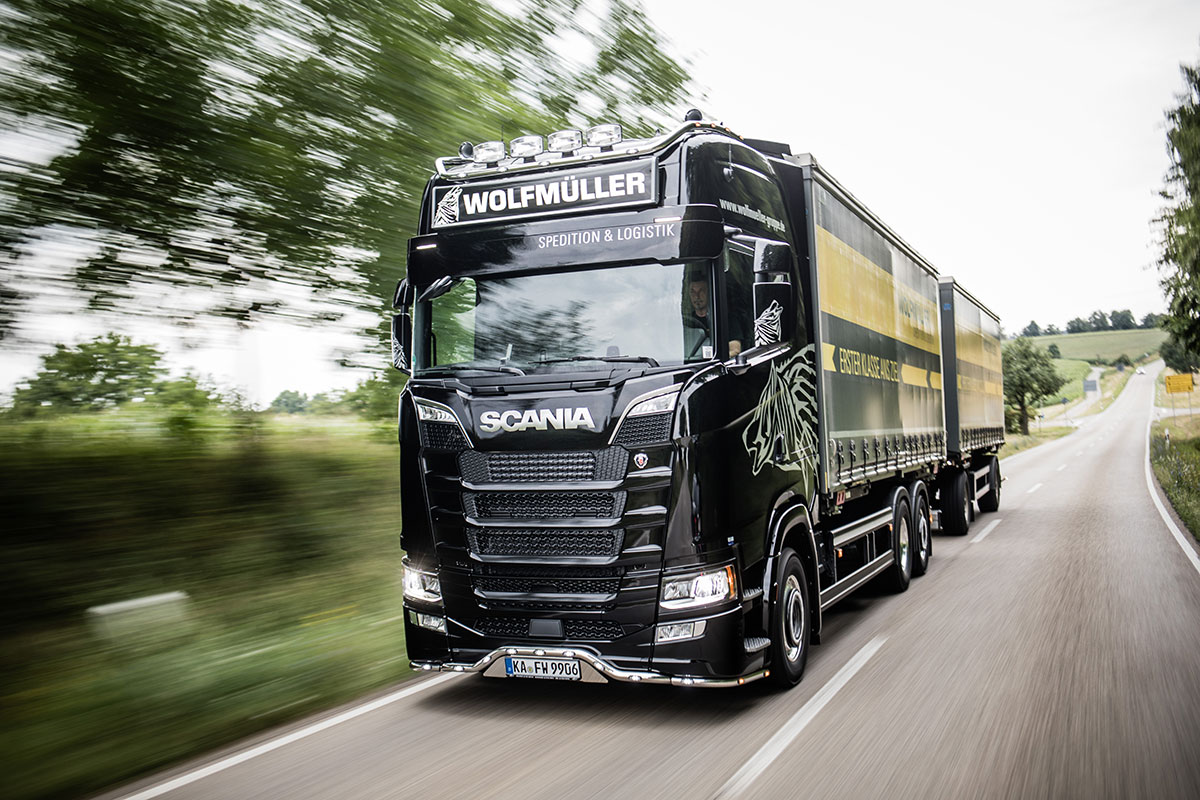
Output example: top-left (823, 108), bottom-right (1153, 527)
top-left (627, 391), bottom-right (678, 417)
top-left (660, 565), bottom-right (736, 610)
top-left (415, 400), bottom-right (457, 424)
top-left (403, 564), bottom-right (442, 605)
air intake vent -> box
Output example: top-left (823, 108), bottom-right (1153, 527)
top-left (463, 491), bottom-right (626, 519)
top-left (467, 528), bottom-right (623, 558)
top-left (420, 421), bottom-right (468, 450)
top-left (613, 412), bottom-right (672, 447)
top-left (475, 576), bottom-right (620, 595)
top-left (459, 448), bottom-right (627, 483)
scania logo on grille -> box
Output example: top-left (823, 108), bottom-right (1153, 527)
top-left (479, 407), bottom-right (598, 433)
top-left (633, 453), bottom-right (649, 469)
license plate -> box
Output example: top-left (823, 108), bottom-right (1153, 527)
top-left (504, 656), bottom-right (581, 681)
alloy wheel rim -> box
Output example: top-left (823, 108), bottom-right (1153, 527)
top-left (783, 574), bottom-right (804, 662)
top-left (899, 516), bottom-right (910, 574)
top-left (918, 508), bottom-right (930, 564)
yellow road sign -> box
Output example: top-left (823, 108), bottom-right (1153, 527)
top-left (1165, 374), bottom-right (1195, 394)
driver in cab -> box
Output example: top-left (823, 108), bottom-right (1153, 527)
top-left (685, 270), bottom-right (747, 359)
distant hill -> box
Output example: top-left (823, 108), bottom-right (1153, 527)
top-left (1012, 329), bottom-right (1167, 362)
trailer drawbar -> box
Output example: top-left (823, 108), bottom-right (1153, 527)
top-left (390, 114), bottom-right (1004, 689)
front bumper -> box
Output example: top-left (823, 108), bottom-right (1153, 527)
top-left (411, 645), bottom-right (769, 688)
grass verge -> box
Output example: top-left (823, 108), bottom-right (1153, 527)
top-left (1150, 413), bottom-right (1200, 541)
top-left (0, 412), bottom-right (410, 800)
top-left (998, 425), bottom-right (1075, 459)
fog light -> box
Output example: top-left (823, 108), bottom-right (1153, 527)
top-left (655, 620), bottom-right (707, 643)
top-left (548, 129), bottom-right (583, 152)
top-left (408, 610), bottom-right (446, 634)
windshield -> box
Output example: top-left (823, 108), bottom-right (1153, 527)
top-left (414, 262), bottom-right (716, 376)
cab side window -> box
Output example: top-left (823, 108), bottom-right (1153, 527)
top-left (723, 244), bottom-right (755, 357)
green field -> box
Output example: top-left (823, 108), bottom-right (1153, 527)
top-left (0, 411), bottom-right (411, 800)
top-left (1027, 329), bottom-right (1166, 363)
top-left (1037, 359), bottom-right (1093, 411)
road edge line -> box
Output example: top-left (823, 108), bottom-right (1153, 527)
top-left (1144, 376), bottom-right (1200, 578)
top-left (114, 673), bottom-right (460, 800)
top-left (713, 636), bottom-right (887, 800)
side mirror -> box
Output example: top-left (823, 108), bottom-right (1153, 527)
top-left (730, 235), bottom-right (795, 349)
top-left (391, 278), bottom-right (414, 374)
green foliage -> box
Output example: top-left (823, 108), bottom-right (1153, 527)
top-left (1048, 343), bottom-right (1061, 358)
top-left (1003, 337), bottom-right (1066, 435)
top-left (1109, 309), bottom-right (1136, 330)
top-left (1066, 316), bottom-right (1089, 333)
top-left (8, 333), bottom-right (167, 415)
top-left (1159, 59), bottom-right (1200, 355)
top-left (0, 415), bottom-right (407, 799)
top-left (1021, 320), bottom-right (1041, 337)
top-left (269, 389), bottom-right (309, 414)
top-left (1113, 353), bottom-right (1133, 368)
top-left (0, 0), bottom-right (695, 351)
top-left (1141, 311), bottom-right (1163, 329)
top-left (1151, 419), bottom-right (1200, 543)
top-left (1162, 332), bottom-right (1200, 373)
top-left (342, 369), bottom-right (407, 422)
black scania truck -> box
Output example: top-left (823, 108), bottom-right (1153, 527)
top-left (391, 116), bottom-right (1004, 688)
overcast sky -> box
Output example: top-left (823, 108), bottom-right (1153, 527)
top-left (2, 0), bottom-right (1197, 405)
top-left (643, 0), bottom-right (1199, 330)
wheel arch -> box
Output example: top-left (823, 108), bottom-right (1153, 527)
top-left (762, 501), bottom-right (822, 640)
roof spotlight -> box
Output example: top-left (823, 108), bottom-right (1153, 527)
top-left (510, 135), bottom-right (544, 158)
top-left (585, 123), bottom-right (622, 148)
top-left (547, 129), bottom-right (583, 153)
top-left (472, 140), bottom-right (505, 163)
top-left (458, 141), bottom-right (474, 159)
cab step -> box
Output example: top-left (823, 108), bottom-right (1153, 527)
top-left (743, 636), bottom-right (770, 653)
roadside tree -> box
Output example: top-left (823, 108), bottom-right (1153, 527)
top-left (8, 333), bottom-right (166, 415)
top-left (1021, 321), bottom-right (1041, 337)
top-left (1161, 333), bottom-right (1200, 373)
top-left (1003, 338), bottom-right (1066, 435)
top-left (1159, 58), bottom-right (1200, 355)
top-left (1066, 317), bottom-right (1090, 333)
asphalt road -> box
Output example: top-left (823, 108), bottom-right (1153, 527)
top-left (103, 362), bottom-right (1200, 800)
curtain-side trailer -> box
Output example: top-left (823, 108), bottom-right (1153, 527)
top-left (391, 115), bottom-right (1003, 689)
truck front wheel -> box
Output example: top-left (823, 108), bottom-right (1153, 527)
top-left (768, 548), bottom-right (810, 688)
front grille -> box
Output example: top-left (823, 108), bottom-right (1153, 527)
top-left (467, 528), bottom-right (623, 558)
top-left (475, 617), bottom-right (530, 638)
top-left (613, 412), bottom-right (672, 447)
top-left (475, 576), bottom-right (621, 595)
top-left (474, 617), bottom-right (626, 640)
top-left (421, 421), bottom-right (468, 450)
top-left (464, 491), bottom-right (625, 519)
top-left (459, 448), bottom-right (627, 483)
top-left (563, 619), bottom-right (624, 640)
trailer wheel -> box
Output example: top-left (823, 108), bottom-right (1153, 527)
top-left (911, 490), bottom-right (932, 577)
top-left (978, 456), bottom-right (1001, 513)
top-left (942, 470), bottom-right (971, 536)
top-left (882, 497), bottom-right (912, 592)
top-left (768, 548), bottom-right (810, 688)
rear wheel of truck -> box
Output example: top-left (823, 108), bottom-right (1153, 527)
top-left (768, 548), bottom-right (810, 688)
top-left (911, 488), bottom-right (932, 577)
top-left (882, 497), bottom-right (913, 592)
top-left (942, 470), bottom-right (971, 536)
top-left (978, 456), bottom-right (1001, 513)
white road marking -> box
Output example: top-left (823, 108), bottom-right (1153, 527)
top-left (713, 636), bottom-right (887, 800)
top-left (1144, 382), bottom-right (1200, 578)
top-left (115, 673), bottom-right (460, 799)
top-left (1026, 483), bottom-right (1043, 495)
top-left (1056, 464), bottom-right (1066, 472)
top-left (970, 518), bottom-right (1003, 544)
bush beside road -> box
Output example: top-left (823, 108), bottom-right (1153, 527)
top-left (0, 412), bottom-right (410, 800)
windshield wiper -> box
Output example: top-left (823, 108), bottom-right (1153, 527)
top-left (536, 355), bottom-right (660, 368)
top-left (420, 363), bottom-right (527, 376)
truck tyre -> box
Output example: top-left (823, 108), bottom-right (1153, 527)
top-left (911, 488), bottom-right (932, 577)
top-left (882, 497), bottom-right (912, 592)
top-left (942, 470), bottom-right (971, 536)
top-left (978, 456), bottom-right (1001, 513)
top-left (768, 548), bottom-right (810, 688)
